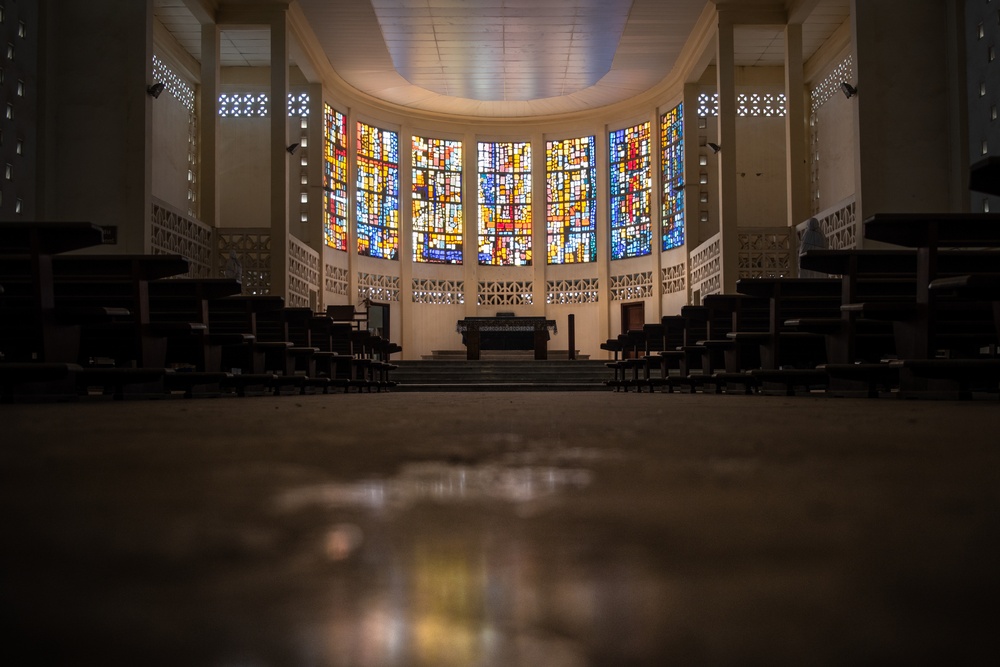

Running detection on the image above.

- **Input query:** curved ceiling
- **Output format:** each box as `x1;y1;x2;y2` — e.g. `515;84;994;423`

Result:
153;0;851;118
297;0;708;117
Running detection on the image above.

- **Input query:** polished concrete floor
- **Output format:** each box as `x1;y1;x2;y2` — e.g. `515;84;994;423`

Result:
2;391;999;666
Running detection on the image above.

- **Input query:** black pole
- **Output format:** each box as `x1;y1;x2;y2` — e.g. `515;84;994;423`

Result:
568;313;576;360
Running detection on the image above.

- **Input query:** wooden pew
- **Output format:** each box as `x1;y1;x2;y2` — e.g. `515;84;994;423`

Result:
796;248;1000;396
600;336;627;390
206;295;305;395
0;221;105;365
148;278;244;396
308;316;368;392
696;294;770;393
733;278;841;368
726;278;846;394
862;213;1000;360
49;254;192;370
650;316;687;393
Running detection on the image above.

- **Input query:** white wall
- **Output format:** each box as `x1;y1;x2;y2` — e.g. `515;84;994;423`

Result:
151;85;193;213
218;114;270;229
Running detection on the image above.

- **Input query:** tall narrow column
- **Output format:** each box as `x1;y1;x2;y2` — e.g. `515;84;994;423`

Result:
648;109;663;322
785;22;810;232
850;0;956;224
682;84;702;251
199;23;220;230
595;123;611;351
716;15;740;293
306;82;324;250
269;9;290;300
531;131;546;314
43;0;153;252
463;133;479;316
398;124;414;356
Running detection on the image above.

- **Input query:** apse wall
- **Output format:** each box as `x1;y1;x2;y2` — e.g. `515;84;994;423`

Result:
148;28;854;361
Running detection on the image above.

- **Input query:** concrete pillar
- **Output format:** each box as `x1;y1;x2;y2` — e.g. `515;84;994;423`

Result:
346;108;358;306
647;109;663;322
850;0;959;226
199;23;220;230
531;131;546;313
595;122;611;354
785;22;810;231
463;132;479;316
41;0;153;253
304;82;324;251
682;83;703;252
398;123;414;355
716;14;740;293
269;9;290;300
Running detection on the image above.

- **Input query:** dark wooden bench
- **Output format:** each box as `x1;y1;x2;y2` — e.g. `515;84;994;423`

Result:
206;295;306;395
309;316;370;392
861;213;1000;360
733;278;842;369
0;221;105;365
47;254;192;370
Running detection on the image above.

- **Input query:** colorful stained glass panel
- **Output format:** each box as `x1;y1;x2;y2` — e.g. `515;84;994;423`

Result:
478;142;532;266
323;104;349;251
413;136;463;263
356;122;399;260
661;103;686;251
609;122;651;260
546;136;597;264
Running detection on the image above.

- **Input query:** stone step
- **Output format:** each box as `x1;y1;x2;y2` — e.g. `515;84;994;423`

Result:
391;359;611;391
423;349;591;361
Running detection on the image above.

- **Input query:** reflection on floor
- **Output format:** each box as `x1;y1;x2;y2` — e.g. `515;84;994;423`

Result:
2;392;999;666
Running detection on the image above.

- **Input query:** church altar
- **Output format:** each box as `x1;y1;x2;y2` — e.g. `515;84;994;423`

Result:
456;316;557;360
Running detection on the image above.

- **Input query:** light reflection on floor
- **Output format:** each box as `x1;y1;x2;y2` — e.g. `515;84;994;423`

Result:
269;448;667;667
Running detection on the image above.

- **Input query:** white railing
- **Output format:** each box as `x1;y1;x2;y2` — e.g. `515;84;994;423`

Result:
217;228;271;296
287;235;320;308
150;197;214;277
799;195;857;250
689;232;722;299
737;226;794;279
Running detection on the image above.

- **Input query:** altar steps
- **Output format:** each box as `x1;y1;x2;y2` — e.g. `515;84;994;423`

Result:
390;359;610;392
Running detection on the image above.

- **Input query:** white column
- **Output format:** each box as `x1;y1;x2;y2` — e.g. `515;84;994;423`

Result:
595;123;611;353
531;132;547;313
785;22;810;231
463;132;479;316
269;8;290;300
648;109;663;322
43;0;153;253
716;14;740;294
199;22;220;232
398;124;414;356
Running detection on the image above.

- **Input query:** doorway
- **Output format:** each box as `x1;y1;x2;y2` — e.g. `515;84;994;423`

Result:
621;301;645;334
621;302;645;358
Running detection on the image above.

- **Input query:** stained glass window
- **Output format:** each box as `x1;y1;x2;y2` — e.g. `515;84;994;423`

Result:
609;122;652;260
412;136;463;263
356;121;399;260
661;103;685;251
323;104;348;251
546;136;597;264
478;141;531;266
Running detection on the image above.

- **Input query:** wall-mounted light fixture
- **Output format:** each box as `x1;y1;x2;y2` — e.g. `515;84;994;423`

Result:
841;82;857;98
707;142;721;154
147;82;166;98
286;143;300;155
